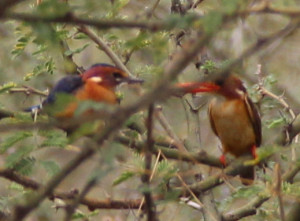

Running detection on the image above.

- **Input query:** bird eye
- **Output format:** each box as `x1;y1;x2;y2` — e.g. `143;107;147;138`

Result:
113;72;123;79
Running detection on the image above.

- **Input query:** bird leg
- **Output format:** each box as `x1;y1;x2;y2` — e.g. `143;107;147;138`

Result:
251;145;258;159
219;154;227;167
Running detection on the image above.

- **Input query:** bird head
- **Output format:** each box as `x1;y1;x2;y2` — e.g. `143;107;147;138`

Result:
177;75;246;99
82;63;143;89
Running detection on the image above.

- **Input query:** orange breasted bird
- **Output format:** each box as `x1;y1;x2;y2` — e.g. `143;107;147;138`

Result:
25;63;143;119
177;75;261;184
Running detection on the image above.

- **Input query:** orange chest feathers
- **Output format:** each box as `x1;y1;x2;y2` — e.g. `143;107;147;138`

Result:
209;98;256;157
55;82;118;118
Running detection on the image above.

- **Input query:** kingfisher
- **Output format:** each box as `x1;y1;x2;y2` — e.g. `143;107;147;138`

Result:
25;63;143;127
177;75;261;184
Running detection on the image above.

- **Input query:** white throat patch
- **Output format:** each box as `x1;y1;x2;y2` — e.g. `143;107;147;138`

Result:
89;76;102;83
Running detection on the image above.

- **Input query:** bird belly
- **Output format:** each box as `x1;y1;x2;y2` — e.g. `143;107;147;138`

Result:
210;99;256;157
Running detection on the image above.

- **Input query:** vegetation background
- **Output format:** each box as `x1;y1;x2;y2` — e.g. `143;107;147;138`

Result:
0;0;300;220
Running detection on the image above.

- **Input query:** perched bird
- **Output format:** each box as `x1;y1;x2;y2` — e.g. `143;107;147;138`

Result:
177;75;261;184
25;63;143;123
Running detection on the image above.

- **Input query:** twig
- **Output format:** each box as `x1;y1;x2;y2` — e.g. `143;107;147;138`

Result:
0;168;144;210
116;134;222;167
256;64;298;160
274;163;285;221
141;104;157;221
9;86;48;97
222;192;270;221
154;106;188;152
147;0;161;18
78;25;135;78
0;108;14;119
241;1;300;17
0;0;25;17
137;150;162;217
64;176;100;221
4;13;167;31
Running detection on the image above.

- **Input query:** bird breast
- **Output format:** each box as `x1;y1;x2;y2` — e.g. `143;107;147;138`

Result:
209;98;256;157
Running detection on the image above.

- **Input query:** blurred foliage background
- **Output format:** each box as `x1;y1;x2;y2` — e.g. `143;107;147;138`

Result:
0;0;300;220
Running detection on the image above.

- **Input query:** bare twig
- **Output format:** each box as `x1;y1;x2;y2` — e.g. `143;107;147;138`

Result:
137;150;162;217
78;25;135;78
154;106;188;152
4;13;167;31
9;86;48;97
141;104;157;221
274;163;285;221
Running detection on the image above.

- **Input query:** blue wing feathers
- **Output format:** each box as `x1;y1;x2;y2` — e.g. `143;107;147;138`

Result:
43;75;83;105
24;75;83;112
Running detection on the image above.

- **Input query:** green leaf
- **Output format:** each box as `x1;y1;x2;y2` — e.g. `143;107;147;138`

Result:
165;14;197;29
0;132;33;154
40;160;61;177
11;35;31;58
36;0;70;17
113;171;135;186
124;32;150;50
266;117;286;129
24;58;56;81
71;210;99;220
64;43;89;57
257;145;280;160
232;185;264;199
71;211;86;219
39;130;68;148
221;0;240;14
0;82;17;94
5;145;35;169
9;182;25;191
13;157;36;175
200;60;217;73
73;33;88;40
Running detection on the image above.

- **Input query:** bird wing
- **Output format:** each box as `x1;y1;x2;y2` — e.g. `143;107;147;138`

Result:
243;94;262;146
208;101;219;137
43;75;83;105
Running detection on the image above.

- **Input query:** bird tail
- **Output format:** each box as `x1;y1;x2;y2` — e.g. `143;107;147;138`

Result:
240;166;254;185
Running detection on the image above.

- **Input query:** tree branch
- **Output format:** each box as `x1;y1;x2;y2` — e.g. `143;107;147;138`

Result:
0;168;145;210
78;25;135;78
142;104;157;221
4;13;167;31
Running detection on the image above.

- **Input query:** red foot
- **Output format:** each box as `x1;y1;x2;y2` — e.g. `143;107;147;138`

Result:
251;145;258;159
219;154;226;167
